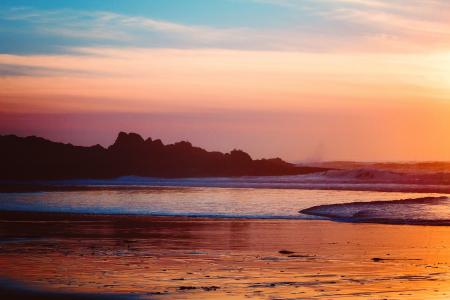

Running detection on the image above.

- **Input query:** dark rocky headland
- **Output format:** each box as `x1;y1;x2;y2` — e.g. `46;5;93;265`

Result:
0;132;327;180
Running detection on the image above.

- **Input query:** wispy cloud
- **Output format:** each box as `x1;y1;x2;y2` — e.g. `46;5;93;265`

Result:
0;7;331;52
1;7;249;47
1;3;450;53
0;63;105;77
249;0;450;51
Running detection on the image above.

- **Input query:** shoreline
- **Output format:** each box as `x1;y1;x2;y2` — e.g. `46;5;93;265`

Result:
1;206;450;227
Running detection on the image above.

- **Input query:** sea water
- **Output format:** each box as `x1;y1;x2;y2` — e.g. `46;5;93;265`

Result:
0;185;448;223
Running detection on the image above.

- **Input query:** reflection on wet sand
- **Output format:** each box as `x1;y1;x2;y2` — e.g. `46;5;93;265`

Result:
0;212;450;299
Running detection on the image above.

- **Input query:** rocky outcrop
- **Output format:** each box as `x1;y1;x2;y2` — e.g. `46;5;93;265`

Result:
0;132;327;180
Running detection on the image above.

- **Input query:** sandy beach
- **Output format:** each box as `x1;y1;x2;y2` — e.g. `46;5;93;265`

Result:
0;211;449;299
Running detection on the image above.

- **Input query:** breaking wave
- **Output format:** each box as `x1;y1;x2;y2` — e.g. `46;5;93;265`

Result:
20;168;449;193
300;196;450;226
313;168;450;184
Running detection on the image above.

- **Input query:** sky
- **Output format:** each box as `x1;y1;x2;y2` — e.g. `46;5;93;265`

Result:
0;0;449;162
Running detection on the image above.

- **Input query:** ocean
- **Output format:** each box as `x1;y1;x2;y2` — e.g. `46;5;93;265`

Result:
1;168;449;225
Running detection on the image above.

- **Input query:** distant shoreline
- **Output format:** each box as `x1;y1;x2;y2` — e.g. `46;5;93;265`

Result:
1;181;449;193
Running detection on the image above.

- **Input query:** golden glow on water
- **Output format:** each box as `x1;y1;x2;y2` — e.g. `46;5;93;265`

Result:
1;188;448;219
1;217;450;299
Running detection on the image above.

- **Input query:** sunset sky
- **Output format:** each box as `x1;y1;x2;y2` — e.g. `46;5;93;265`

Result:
1;0;449;161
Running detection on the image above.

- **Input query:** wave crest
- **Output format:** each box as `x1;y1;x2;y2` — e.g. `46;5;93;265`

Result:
300;196;450;226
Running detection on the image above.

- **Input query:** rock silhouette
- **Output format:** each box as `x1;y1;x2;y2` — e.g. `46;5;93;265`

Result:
0;132;327;180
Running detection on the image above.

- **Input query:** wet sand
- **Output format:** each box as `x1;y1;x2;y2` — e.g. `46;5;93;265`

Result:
0;211;450;299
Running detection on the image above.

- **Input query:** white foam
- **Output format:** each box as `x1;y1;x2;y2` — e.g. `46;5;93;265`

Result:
45;169;450;193
300;196;450;225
